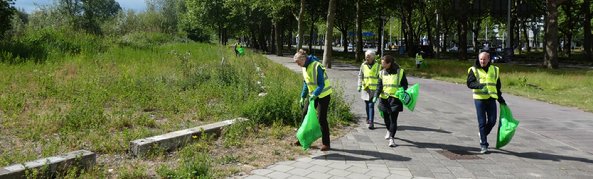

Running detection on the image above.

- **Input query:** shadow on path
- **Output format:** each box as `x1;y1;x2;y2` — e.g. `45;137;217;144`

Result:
398;138;593;164
398;125;452;134
312;148;411;162
494;149;593;164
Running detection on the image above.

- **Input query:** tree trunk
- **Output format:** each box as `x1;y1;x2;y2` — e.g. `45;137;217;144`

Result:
275;24;282;56
342;29;348;52
544;0;560;69
584;0;592;61
297;0;305;51
426;14;433;56
458;17;468;60
309;19;315;53
377;15;383;55
355;0;363;62
323;0;336;68
565;34;572;57
472;20;481;53
271;25;276;54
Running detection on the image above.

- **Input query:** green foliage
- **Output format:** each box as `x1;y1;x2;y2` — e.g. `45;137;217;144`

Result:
1;27;104;64
157;142;212;179
116;31;189;48
0;0;16;39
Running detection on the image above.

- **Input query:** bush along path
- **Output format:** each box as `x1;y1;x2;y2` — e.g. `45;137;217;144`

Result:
242;54;593;178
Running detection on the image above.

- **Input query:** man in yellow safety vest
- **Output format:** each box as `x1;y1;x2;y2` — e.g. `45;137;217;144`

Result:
467;52;506;154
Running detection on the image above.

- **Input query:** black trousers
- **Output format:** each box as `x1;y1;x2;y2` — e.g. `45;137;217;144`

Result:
302;95;331;146
384;110;400;139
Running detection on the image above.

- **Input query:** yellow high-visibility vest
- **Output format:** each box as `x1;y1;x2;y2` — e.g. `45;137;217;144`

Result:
468;66;499;99
361;62;380;91
303;61;333;98
415;53;424;63
379;69;404;99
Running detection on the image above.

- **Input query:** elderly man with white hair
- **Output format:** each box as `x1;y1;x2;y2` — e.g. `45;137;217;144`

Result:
357;50;381;129
467;51;507;154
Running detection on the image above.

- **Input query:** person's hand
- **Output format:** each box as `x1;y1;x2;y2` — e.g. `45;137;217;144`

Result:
357;86;362;92
299;97;305;108
309;95;318;101
498;98;506;105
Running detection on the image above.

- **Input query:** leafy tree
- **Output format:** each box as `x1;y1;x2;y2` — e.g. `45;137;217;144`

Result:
334;0;355;52
0;0;16;39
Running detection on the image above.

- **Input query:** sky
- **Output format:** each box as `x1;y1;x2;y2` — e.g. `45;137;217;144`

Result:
13;0;147;13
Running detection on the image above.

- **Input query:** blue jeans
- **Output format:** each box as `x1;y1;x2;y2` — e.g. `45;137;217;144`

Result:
474;99;497;148
365;100;375;124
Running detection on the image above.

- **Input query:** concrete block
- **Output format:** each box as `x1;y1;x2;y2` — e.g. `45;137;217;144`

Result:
0;150;96;179
129;118;248;157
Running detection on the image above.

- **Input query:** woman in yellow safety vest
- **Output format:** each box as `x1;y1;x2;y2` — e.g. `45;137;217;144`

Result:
373;55;408;147
358;50;381;129
293;49;333;151
466;52;506;154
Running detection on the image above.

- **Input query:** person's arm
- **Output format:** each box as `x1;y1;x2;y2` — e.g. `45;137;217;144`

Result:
374;73;383;100
357;65;363;91
301;81;308;98
401;72;408;90
466;69;484;89
496;78;506;104
312;66;324;96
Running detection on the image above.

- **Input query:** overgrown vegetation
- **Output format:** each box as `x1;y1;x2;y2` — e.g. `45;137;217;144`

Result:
0;37;354;178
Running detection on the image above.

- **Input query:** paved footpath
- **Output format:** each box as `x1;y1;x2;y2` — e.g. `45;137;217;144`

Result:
240;55;593;179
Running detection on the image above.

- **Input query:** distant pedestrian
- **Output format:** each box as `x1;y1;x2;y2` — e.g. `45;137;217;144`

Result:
373;55;408;147
467;52;506;154
358;50;380;129
415;51;424;68
293;49;333;151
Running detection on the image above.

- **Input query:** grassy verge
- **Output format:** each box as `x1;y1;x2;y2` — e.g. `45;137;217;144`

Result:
0;42;354;177
337;54;593;112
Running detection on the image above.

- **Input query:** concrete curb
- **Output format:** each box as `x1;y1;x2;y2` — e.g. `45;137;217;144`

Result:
129;118;249;157
0;150;96;179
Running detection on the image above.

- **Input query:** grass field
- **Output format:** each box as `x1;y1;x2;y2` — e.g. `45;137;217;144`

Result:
0;43;354;178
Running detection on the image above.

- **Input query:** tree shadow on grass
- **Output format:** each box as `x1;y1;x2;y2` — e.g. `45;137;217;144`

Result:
312;148;411;162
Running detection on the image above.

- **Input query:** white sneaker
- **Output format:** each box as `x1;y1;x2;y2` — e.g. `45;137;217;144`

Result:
388;138;396;147
385;131;390;140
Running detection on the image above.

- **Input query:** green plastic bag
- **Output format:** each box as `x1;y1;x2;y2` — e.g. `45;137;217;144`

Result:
396;83;420;111
237;47;245;55
296;99;322;150
496;104;520;149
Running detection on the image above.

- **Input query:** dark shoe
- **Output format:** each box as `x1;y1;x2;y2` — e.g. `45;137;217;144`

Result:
293;140;301;146
320;145;330;151
368;123;375;130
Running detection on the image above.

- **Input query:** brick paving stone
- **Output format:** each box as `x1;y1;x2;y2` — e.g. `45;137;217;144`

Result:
305;171;332;179
345;173;371;179
326;169;350;177
269;165;294;172
243;175;270;179
251;169;274;176
267;171;291;179
286;168;312;177
364;169;391;178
